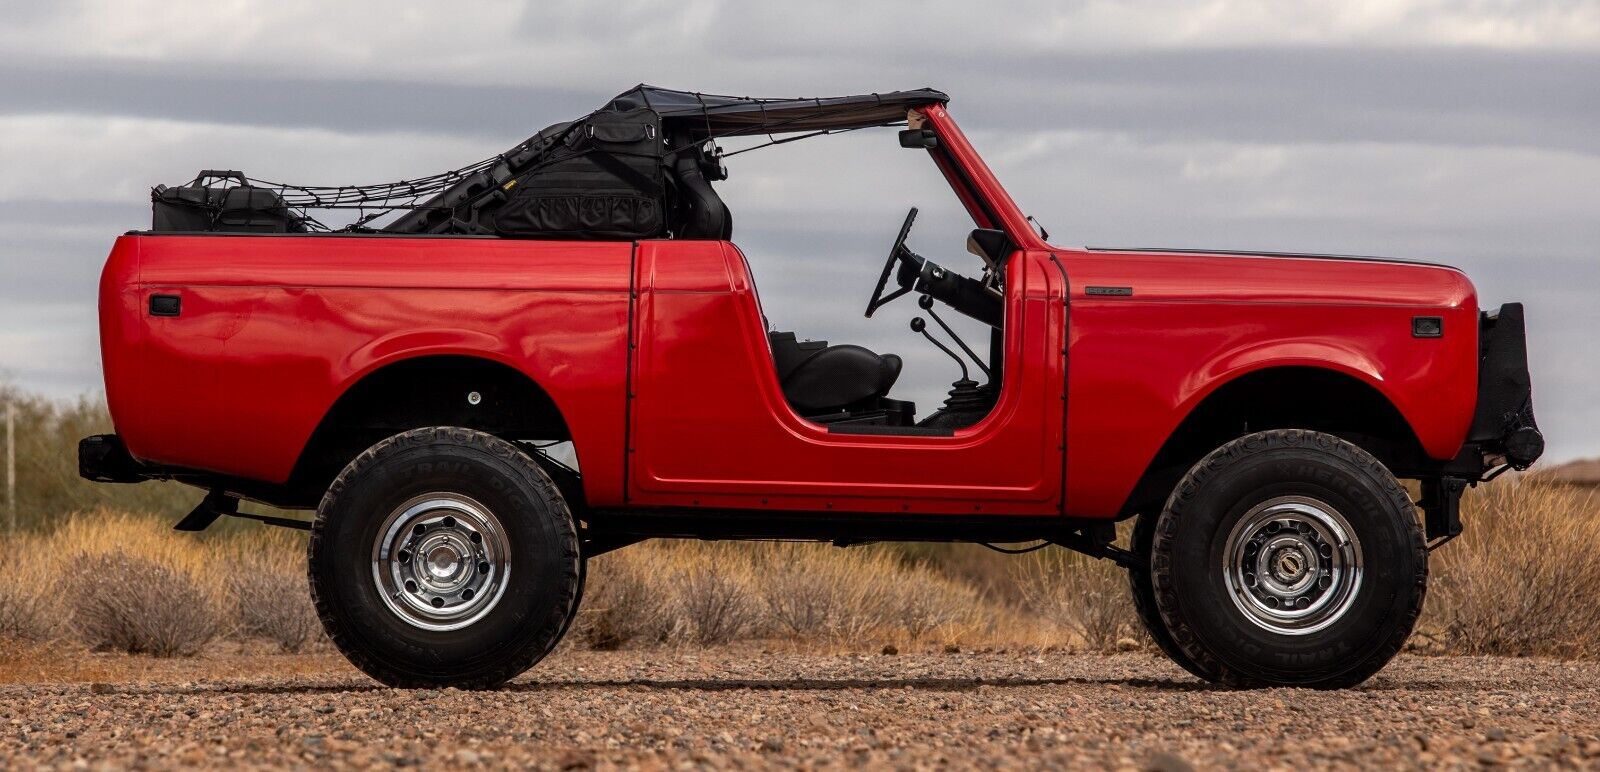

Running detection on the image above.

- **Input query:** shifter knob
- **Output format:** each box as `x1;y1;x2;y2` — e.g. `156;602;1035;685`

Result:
910;317;927;333
918;294;935;310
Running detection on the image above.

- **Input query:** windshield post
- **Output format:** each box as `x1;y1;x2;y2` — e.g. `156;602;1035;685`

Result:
919;105;1045;250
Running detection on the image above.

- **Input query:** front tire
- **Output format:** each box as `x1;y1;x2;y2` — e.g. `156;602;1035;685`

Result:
309;427;580;688
1149;430;1426;688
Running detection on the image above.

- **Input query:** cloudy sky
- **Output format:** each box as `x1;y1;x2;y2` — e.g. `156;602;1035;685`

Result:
1;0;1596;462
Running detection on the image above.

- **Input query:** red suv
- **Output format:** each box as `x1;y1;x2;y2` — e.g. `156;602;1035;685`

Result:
80;85;1541;689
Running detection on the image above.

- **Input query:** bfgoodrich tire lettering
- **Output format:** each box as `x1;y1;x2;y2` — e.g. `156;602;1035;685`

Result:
308;427;580;688
1149;429;1426;688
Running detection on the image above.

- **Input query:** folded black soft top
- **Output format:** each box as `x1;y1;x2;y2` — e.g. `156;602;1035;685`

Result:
149;85;949;238
607;84;950;138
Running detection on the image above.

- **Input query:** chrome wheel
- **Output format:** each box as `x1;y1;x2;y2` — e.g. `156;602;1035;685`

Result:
371;492;510;631
1223;495;1363;635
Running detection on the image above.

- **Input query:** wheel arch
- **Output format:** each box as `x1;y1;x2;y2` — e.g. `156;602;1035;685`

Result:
1117;363;1430;519
287;353;575;501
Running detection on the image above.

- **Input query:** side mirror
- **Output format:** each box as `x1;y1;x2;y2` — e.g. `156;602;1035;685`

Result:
965;228;1014;267
898;129;938;149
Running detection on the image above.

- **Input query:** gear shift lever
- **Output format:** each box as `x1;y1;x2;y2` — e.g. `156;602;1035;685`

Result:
909;307;993;428
910;317;970;382
917;294;991;379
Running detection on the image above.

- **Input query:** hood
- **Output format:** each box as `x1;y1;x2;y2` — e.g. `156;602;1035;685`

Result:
1073;246;1476;309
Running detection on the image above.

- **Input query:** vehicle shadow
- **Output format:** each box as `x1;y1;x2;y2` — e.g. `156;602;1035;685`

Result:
94;674;1211;698
503;674;1213;694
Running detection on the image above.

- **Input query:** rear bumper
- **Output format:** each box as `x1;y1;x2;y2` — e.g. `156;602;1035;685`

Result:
78;434;152;483
1467;302;1543;471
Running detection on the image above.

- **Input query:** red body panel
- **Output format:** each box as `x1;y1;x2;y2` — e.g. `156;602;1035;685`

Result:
97;107;1484;520
627;242;1065;514
1056;248;1478;516
101;235;635;504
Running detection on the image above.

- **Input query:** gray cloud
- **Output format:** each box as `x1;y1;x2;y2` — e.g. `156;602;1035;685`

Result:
4;46;1596;153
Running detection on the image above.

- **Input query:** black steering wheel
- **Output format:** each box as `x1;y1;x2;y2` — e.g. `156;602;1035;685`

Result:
865;207;919;318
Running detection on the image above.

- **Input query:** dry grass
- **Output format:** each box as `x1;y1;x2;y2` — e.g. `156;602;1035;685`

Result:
1422;479;1600;657
10;481;1594;664
578;540;1010;649
0;511;325;657
0;540;63;642
1014;549;1139;652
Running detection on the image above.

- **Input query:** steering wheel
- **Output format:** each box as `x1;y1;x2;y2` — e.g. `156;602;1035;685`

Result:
865;207;919;318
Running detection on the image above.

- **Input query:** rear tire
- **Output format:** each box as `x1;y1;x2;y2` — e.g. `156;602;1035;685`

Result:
1150;429;1426;688
309;427;580;688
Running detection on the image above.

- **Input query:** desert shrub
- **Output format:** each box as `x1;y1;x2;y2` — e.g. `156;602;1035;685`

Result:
218;530;324;653
676;547;761;644
759;543;897;641
1014;549;1136;652
42;511;325;657
577;544;678;649
1425;481;1600;657
67;550;219;656
0;535;61;641
880;563;983;640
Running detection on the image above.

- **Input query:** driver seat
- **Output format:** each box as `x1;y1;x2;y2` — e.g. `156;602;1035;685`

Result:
768;331;902;415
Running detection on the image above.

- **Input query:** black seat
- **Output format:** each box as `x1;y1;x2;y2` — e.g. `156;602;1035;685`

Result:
768;331;902;414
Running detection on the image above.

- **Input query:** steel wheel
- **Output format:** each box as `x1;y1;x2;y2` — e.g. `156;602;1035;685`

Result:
1222;495;1363;636
371;491;511;631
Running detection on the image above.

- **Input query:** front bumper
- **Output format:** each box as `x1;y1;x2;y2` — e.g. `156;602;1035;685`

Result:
1467;302;1544;471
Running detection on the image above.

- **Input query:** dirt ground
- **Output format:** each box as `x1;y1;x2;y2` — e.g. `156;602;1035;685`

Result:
2;645;1598;769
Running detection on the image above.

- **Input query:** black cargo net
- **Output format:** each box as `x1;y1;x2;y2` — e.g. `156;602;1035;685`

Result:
237;157;503;232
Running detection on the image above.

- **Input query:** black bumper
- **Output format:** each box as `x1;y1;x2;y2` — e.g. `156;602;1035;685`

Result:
78;434;152;483
1467;302;1544;471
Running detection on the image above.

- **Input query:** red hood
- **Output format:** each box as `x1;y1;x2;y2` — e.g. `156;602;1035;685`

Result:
1070;246;1476;309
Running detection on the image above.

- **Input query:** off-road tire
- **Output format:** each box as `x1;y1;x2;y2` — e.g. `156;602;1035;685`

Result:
308;427;580;688
1128;511;1211;681
1150;429;1426;688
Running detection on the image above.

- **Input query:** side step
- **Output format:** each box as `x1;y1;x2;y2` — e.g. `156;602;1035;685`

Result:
174;489;312;532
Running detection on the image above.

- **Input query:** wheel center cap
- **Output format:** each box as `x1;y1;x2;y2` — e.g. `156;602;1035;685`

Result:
426;545;462;580
1273;548;1307;581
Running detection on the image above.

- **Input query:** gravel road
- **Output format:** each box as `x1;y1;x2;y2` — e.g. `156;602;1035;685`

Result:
3;646;1598;769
